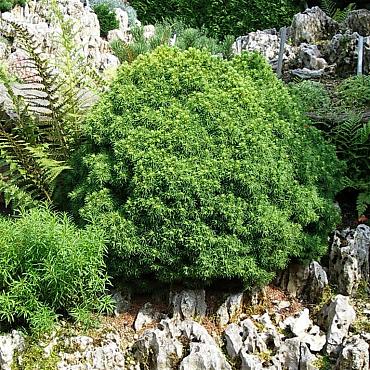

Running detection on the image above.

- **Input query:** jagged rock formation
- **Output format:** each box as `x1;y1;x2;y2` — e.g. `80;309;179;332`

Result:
234;7;370;77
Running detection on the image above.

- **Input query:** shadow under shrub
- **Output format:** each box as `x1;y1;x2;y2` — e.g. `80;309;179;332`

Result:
70;47;344;288
0;207;112;334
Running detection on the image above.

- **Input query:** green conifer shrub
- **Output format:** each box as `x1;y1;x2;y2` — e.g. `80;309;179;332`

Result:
93;3;119;38
0;0;26;12
71;47;343;287
0;207;113;334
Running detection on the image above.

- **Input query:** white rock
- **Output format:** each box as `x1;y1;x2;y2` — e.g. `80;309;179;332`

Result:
240;350;263;370
0;331;25;370
224;323;243;359
134;302;159;332
216;292;244;326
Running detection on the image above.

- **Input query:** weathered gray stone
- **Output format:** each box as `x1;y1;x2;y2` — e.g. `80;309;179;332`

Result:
320;295;356;356
291;7;339;44
216;292;244;326
170;290;207;320
134;302;161;332
299;43;328;70
240;350;263;370
344;9;370;37
291;68;326;79
278;338;318;370
224;323;243;359
330;225;370;296
336;335;369;370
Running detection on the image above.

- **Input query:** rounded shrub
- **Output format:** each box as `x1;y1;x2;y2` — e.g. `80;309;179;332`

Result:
0;208;112;333
71;46;343;287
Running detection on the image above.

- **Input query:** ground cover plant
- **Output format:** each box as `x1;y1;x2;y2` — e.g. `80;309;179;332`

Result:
0;207;112;334
70;46;343;287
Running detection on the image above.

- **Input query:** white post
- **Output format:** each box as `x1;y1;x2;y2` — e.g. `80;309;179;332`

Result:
357;35;364;76
277;27;287;78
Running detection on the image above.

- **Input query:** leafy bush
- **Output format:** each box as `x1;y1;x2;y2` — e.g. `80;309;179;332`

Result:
0;207;112;334
70;47;343;287
93;3;119;38
0;0;26;12
130;0;298;38
290;76;370;215
111;20;234;64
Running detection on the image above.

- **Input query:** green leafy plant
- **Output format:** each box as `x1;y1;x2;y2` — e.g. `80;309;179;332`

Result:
0;0;26;12
0;0;107;211
130;0;298;38
0;207;113;334
90;0;138;25
111;20;234;64
93;3;119;38
70;47;343;287
320;0;356;22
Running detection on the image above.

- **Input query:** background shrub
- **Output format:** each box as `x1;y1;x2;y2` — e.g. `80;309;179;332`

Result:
129;0;298;38
0;0;26;12
0;208;112;334
111;20;235;63
70;47;343;288
90;0;138;26
93;3;119;38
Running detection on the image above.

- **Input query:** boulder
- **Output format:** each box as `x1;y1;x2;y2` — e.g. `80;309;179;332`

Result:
278;261;328;302
224;323;243;359
278;338;318;370
299;43;328;70
291;7;339;44
134;302;161;332
170;290;207;320
240;351;263;370
336;335;369;370
330;225;370;296
344;9;370;37
216;292;244;326
319;295;356;356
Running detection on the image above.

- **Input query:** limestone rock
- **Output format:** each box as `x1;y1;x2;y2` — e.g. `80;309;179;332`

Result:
330;225;370;296
180;342;232;370
291;68;325;79
233;29;296;70
240;350;263;370
112;290;131;316
299;43;328;70
336;335;369;370
278;338;317;370
0;331;25;370
170;290;207;320
216;292;244;326
278;261;328;302
134;302;161;332
344;9;370;37
224;323;243;359
291;7;339;44
240;319;268;354
320;295;356;356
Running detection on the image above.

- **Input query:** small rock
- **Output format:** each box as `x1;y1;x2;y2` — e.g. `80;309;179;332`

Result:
320;295;356;356
216;292;244;326
240;350;263;370
170;290;207;320
0;331;25;370
134;302;160;332
224;323;243;359
336;335;369;370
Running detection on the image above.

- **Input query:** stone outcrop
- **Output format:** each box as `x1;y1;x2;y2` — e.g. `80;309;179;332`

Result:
330;225;370;296
233;7;370;78
216;292;244;326
336;335;370;370
0;331;24;370
170;289;207;320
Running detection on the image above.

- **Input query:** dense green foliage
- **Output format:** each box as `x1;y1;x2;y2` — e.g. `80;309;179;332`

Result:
111;21;234;63
130;0;298;38
0;207;112;334
70;47;343;287
290;76;370;215
0;0;26;12
90;0;138;25
93;3;119;38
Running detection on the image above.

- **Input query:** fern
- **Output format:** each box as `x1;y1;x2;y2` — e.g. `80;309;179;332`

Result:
320;0;355;22
0;2;106;211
